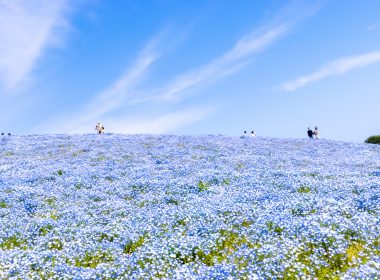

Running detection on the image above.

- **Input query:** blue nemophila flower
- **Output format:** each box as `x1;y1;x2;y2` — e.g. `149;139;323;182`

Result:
0;134;379;278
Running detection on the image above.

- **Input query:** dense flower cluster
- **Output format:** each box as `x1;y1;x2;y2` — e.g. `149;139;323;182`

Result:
0;134;379;279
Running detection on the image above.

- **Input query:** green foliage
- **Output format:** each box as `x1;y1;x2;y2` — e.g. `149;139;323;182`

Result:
123;235;146;254
365;135;380;144
48;238;63;250
283;238;369;279
98;233;118;243
291;206;317;217
166;198;179;205
171;226;254;267
266;221;284;235
50;210;59;220
197;180;209;192
297;185;312;194
73;251;114;268
0;200;7;208
222;178;231;185
173;218;187;228
0;235;28;250
305;173;318;178
45;197;56;207
57;170;63;176
39;224;53;236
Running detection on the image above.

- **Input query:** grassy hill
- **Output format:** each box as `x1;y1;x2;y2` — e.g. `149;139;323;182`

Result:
0;134;380;279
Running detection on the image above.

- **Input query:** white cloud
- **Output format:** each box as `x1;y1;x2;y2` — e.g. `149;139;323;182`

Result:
281;50;380;91
80;25;289;134
71;36;162;128
37;1;321;134
0;0;69;91
35;35;162;133
137;24;289;103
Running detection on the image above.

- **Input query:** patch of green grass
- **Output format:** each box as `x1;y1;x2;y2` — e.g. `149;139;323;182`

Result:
266;221;284;236
342;228;361;241
97;155;107;161
171;227;254;267
305;173;318;178
138;201;148;208
0;235;28;250
75;183;84;190
240;219;254;228
291;206;316;217
130;184;146;193
173;218;187;228
57;170;63;176
48;238;63;250
283;238;369;279
72;251;114;268
166;198;179;205
50;210;59;220
235;163;245;170
0;200;7;208
45;197;56;207
222;178;231;185
39;224;53;236
123;195;135;201
98;233;119;243
123;234;147;254
92;196;102;202
297;185;312;194
197;180;209;192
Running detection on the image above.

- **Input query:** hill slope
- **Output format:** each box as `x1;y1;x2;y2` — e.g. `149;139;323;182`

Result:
1;134;380;279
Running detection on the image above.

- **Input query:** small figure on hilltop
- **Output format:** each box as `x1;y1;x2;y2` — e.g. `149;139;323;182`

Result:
307;127;313;139
313;126;319;139
95;122;105;134
251;130;256;137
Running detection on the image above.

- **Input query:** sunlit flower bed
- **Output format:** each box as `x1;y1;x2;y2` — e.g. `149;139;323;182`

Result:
0;134;379;279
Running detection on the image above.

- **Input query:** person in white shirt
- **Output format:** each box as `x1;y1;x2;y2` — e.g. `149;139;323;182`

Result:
95;122;105;134
313;126;319;139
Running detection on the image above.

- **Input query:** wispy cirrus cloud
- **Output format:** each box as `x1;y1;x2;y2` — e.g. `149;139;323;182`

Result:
134;24;290;103
63;24;289;133
0;0;69;92
39;1;322;134
37;35;163;134
281;50;380;91
132;1;324;103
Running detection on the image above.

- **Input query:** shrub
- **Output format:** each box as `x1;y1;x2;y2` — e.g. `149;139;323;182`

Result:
365;135;380;145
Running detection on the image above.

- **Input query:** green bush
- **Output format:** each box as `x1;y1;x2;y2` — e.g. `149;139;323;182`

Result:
365;135;380;144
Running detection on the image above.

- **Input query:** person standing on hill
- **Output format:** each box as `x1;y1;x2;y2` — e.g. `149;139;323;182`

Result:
307;127;313;139
95;122;105;134
313;126;319;139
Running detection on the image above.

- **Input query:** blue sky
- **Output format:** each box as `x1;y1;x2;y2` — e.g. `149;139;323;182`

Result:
1;0;380;142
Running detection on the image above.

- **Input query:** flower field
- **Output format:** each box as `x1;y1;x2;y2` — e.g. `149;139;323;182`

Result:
0;134;379;279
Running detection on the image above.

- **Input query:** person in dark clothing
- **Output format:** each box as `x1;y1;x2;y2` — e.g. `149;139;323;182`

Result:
307;127;313;139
